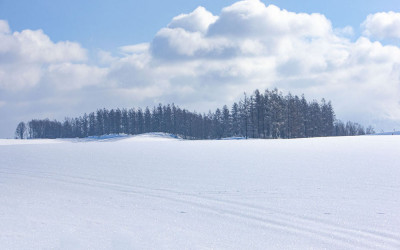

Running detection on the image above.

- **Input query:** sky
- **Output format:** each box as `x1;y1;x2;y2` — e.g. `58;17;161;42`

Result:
1;0;400;137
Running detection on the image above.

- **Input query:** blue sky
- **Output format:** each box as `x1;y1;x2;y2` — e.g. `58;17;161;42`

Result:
1;0;400;138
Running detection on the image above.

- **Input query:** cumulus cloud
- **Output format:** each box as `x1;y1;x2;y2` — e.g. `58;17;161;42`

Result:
208;1;332;39
0;20;88;90
168;6;217;33
151;1;335;61
0;24;86;64
362;11;400;39
2;0;400;137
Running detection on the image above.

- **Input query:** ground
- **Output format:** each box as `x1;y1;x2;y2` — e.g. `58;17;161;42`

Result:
0;134;399;249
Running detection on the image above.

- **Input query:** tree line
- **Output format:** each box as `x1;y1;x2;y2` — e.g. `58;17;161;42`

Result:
15;88;374;139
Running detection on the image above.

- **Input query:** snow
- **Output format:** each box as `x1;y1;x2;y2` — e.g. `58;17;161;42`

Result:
0;134;399;249
0;138;64;146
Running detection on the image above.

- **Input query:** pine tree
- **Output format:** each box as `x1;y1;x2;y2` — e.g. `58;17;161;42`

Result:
88;112;96;136
115;108;122;134
222;105;231;138
128;108;136;134
231;102;240;136
144;107;151;133
136;108;144;134
82;114;89;137
121;108;129;134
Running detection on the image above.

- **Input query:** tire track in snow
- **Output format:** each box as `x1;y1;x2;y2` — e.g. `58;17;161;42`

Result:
193;193;400;248
2;170;399;250
24;171;400;247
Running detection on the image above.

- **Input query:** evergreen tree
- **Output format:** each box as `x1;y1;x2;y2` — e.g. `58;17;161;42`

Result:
121;108;129;134
128;108;136;134
222;105;231;138
115;108;122;134
137;108;144;134
231;102;240;136
88;112;96;136
82;114;89;137
144;107;151;133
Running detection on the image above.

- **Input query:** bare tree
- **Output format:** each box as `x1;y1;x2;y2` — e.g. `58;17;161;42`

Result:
15;122;26;139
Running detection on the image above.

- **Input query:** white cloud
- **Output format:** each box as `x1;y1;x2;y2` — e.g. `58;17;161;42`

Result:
208;1;332;39
0;27;86;64
334;26;354;37
97;50;118;65
151;27;230;59
362;11;400;39
0;20;87;90
44;63;108;90
168;6;217;33
0;20;10;34
151;1;335;60
119;43;150;54
0;63;42;90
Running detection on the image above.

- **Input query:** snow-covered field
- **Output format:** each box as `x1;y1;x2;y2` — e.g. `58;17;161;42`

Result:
0;134;399;249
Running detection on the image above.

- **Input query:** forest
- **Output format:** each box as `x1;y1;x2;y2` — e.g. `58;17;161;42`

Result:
15;89;374;139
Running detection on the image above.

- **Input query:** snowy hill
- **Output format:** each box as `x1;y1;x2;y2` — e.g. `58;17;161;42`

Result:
0;135;399;249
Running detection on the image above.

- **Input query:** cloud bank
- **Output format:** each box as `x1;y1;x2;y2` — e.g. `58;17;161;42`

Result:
1;0;400;137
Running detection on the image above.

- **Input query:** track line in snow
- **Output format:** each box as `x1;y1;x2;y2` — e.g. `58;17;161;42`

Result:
1;170;399;250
